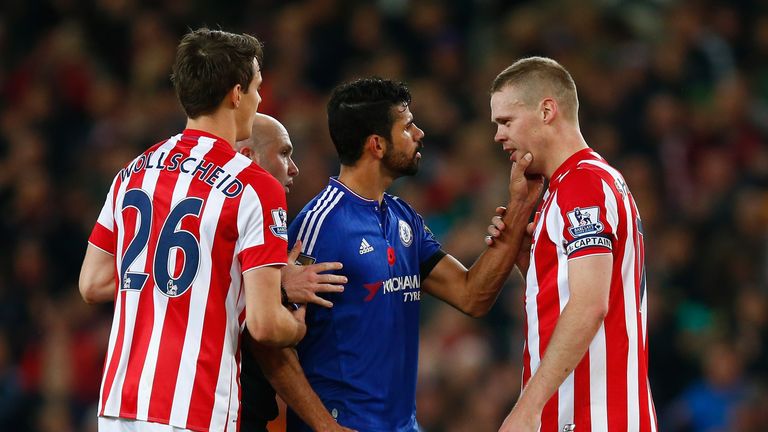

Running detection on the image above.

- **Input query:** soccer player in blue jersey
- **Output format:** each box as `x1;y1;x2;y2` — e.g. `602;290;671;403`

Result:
261;77;543;432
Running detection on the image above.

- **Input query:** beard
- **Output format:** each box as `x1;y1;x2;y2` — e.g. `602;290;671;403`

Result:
383;142;422;177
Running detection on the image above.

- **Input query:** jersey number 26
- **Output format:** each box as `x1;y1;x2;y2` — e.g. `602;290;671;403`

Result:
120;188;203;297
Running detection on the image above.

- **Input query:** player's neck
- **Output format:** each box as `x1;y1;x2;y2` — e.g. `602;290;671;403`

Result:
338;164;392;203
543;126;589;179
185;114;237;149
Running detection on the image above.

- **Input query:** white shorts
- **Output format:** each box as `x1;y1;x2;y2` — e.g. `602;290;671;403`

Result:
98;417;195;432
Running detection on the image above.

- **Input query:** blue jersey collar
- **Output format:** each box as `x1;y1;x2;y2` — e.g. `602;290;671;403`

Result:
329;177;380;207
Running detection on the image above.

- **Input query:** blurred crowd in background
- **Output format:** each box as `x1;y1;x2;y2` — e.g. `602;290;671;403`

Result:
1;0;767;431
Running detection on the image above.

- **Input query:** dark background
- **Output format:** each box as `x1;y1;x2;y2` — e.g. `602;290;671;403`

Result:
1;0;767;430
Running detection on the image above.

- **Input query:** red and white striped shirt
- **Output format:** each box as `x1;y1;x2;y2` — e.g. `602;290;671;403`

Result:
523;149;657;431
88;129;288;432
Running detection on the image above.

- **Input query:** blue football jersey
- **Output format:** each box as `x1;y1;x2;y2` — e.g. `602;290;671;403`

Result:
286;178;444;432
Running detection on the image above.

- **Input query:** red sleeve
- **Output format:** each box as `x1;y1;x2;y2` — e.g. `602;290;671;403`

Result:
237;175;289;273
88;222;116;254
88;176;119;254
555;168;617;259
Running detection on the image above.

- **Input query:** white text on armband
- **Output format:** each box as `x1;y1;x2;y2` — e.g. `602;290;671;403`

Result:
120;151;244;198
566;235;612;255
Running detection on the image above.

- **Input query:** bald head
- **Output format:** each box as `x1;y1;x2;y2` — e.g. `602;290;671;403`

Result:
236;113;299;192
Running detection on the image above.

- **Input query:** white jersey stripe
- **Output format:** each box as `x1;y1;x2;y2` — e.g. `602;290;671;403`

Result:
647;377;657;432
523;257;541;377
549;197;575;426
306;191;345;255
590;324;609;432
300;187;339;254
135;137;181;420
296;186;333;253
209;314;235;432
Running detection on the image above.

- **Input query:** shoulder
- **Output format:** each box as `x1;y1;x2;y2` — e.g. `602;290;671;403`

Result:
291;186;348;232
241;161;284;195
557;161;619;197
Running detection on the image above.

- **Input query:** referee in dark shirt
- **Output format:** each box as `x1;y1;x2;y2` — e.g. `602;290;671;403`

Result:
236;114;347;430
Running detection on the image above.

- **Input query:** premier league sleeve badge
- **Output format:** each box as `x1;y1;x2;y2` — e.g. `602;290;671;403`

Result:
269;208;288;240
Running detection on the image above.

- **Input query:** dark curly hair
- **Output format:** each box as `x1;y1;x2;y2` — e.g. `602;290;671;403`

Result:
327;77;411;166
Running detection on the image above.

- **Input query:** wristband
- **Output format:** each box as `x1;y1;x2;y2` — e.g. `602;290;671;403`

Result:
280;286;290;305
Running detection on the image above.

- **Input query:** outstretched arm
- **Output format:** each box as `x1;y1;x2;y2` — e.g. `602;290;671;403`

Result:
249;343;356;432
422;153;543;317
485;207;539;278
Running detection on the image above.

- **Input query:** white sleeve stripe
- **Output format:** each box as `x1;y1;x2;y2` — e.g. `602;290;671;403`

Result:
602;180;620;234
87;241;116;256
300;187;338;253
579;159;625;184
299;187;340;254
236;185;265;252
241;262;288;274
296;186;333;251
306;190;345;255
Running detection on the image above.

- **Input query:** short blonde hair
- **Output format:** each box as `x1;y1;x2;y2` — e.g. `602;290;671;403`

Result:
491;57;579;122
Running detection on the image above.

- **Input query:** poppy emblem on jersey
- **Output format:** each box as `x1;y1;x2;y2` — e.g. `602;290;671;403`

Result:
566;206;603;237
269;208;288;240
398;219;413;247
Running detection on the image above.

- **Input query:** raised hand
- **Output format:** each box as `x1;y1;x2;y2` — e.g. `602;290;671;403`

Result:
508;152;544;211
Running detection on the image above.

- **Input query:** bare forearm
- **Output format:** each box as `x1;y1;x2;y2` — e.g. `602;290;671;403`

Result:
516;302;605;414
248;310;305;347
79;244;116;304
462;202;533;314
79;280;115;304
251;345;337;431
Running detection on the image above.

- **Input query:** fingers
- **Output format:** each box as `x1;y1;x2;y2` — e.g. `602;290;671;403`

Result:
495;206;507;216
491;214;505;231
308;261;344;272
487;223;502;238
484;235;493;246
288;240;302;263
308;270;347;286
309;295;334;308
526;221;536;236
510;152;533;181
314;283;345;294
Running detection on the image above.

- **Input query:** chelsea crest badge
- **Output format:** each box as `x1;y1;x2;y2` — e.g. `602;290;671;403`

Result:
398;219;413;247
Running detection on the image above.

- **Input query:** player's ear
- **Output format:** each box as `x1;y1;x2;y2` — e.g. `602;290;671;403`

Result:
541;98;557;124
228;84;242;108
239;146;252;159
366;134;386;160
